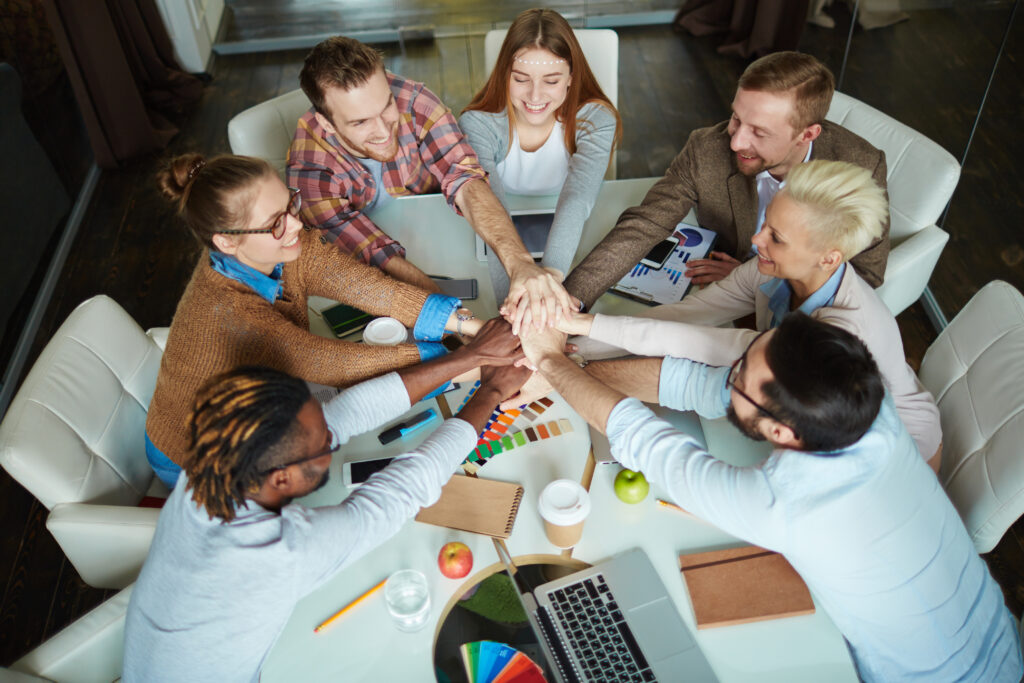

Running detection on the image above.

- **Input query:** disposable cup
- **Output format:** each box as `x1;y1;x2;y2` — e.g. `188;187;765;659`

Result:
538;479;591;549
363;317;408;345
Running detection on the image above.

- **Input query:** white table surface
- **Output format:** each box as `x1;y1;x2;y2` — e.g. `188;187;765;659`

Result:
269;180;857;682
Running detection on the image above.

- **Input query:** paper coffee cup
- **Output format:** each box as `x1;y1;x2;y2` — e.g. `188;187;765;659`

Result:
363;317;408;345
538;479;591;549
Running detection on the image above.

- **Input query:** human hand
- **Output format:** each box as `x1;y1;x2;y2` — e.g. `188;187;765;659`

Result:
684;251;740;285
501;263;574;335
554;312;595;337
518;324;568;368
480;363;534;404
498;371;554;412
462;317;522;366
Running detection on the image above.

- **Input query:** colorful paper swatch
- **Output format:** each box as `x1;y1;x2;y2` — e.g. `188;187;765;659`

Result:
464;419;573;465
459;641;547;683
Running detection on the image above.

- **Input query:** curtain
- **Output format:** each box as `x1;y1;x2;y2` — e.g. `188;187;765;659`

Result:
674;0;811;59
40;0;202;168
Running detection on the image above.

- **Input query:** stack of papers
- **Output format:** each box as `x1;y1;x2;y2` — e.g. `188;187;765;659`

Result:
459;641;546;682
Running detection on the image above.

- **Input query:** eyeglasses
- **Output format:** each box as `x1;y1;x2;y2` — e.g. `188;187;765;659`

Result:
258;427;340;476
216;187;301;240
726;333;798;438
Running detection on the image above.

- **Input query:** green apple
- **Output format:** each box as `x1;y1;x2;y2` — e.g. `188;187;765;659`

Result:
614;468;650;504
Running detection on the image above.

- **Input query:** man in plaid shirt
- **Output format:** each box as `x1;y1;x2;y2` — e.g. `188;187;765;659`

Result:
288;36;572;333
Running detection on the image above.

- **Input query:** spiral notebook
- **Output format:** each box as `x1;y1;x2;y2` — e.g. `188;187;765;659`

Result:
415;474;524;539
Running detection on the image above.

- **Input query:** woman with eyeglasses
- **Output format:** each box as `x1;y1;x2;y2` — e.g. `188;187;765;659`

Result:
558;160;942;472
145;153;486;488
459;8;621;303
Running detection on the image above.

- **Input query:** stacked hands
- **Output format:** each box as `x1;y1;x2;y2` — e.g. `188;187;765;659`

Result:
456;274;602;409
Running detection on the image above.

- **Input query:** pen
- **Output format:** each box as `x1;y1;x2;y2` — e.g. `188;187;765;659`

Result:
378;408;437;444
313;578;386;633
656;498;687;513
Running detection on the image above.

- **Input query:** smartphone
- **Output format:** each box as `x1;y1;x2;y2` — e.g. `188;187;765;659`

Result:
430;277;478;300
640;236;680;270
342;455;396;488
320;303;372;338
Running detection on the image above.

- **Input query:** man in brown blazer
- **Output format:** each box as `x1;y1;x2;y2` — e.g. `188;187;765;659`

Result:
564;52;890;310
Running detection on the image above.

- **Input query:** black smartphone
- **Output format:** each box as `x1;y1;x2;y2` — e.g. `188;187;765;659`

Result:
430;277;478;300
640;236;680;270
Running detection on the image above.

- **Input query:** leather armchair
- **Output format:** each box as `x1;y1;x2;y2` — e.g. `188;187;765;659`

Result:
825;92;960;316
0;296;167;589
227;88;311;179
919;280;1024;553
0;585;132;683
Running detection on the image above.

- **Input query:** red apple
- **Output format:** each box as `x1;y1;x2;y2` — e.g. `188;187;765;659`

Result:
437;541;473;579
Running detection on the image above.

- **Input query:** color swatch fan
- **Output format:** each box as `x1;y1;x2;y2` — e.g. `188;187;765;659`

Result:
459;641;547;682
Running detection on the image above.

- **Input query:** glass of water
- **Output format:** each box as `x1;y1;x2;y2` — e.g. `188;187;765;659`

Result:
384;569;431;632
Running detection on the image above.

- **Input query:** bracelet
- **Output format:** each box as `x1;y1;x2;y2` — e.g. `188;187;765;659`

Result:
456;307;475;338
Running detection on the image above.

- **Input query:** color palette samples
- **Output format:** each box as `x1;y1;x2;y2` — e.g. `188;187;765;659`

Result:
459;641;546;683
462;395;569;467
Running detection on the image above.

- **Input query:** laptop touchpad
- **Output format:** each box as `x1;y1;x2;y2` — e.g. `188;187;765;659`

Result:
627;599;695;659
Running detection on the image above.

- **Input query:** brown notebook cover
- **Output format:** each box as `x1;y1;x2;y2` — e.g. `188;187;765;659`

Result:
415;474;524;539
679;545;815;629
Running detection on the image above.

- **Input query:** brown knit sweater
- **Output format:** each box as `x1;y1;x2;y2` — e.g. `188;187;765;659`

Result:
146;229;429;464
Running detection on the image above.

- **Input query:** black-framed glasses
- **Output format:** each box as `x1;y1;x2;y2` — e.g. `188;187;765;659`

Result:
258;427;340;476
726;333;798;438
216;187;301;240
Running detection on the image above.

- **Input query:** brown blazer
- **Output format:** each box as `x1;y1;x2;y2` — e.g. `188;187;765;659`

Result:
564;120;891;308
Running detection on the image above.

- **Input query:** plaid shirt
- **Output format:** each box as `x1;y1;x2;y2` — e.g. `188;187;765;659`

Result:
287;72;487;268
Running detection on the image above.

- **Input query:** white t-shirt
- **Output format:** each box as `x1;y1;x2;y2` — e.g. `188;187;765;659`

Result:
496;121;570;196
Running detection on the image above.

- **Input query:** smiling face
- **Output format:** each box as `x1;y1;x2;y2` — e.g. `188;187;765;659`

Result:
751;191;839;286
727;88;817;179
212;175;303;274
316;68;400;162
508;47;571;129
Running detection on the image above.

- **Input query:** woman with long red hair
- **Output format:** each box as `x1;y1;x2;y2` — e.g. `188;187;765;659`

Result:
461;9;622;302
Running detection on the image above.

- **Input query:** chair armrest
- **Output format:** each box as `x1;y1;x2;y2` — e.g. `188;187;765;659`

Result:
875;224;950;316
145;326;169;351
10;585;132;683
46;503;160;589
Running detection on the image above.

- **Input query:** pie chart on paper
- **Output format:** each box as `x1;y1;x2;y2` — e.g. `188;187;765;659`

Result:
677;228;703;247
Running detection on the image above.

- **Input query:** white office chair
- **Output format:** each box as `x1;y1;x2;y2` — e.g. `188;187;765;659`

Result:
484;28;619;180
0;296;167;589
0;584;132;683
228;89;312;179
918;280;1024;554
825;92;960;316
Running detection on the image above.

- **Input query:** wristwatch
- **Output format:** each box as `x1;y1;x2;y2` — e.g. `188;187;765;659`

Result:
456;307;476;338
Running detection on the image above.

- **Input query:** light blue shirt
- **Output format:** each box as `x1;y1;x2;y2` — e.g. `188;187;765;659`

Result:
606;357;1022;682
761;263;845;329
360;156;394;212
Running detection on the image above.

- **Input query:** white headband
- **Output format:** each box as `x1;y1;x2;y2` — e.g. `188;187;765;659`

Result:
514;57;566;65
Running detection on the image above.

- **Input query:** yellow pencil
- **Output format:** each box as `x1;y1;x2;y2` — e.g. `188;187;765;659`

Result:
656;498;686;513
313;578;386;633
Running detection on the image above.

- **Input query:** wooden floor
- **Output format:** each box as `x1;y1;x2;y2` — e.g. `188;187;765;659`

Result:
3;0;1024;666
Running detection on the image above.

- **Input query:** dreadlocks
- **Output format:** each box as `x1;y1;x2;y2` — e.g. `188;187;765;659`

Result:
184;366;311;521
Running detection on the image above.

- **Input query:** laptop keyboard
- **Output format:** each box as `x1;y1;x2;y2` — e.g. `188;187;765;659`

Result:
548;574;657;683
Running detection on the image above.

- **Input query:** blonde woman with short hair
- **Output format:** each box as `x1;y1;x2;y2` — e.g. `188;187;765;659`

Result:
561;160;942;471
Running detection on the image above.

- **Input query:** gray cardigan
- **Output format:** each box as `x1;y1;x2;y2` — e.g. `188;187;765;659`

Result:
459;102;617;300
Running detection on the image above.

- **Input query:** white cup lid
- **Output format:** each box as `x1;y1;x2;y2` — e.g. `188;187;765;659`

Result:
363;317;408;345
538;479;591;526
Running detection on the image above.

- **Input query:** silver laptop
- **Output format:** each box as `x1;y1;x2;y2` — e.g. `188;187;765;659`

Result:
475;209;555;261
496;544;718;683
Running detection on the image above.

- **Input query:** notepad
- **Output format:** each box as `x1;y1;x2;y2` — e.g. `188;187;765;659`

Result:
679;545;815;629
415;475;524;538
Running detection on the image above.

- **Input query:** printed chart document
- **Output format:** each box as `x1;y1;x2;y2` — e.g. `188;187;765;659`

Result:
612;222;716;305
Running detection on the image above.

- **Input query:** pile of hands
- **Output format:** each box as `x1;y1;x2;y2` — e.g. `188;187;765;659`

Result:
463;269;597;409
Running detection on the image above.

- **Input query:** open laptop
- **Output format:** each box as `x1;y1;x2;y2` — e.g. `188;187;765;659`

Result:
495;544;718;682
476;209;555;261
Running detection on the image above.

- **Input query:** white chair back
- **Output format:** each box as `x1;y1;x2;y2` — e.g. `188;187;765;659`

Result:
919;280;1024;553
0;295;162;509
826;92;960;315
484;27;619;180
228;89;312;178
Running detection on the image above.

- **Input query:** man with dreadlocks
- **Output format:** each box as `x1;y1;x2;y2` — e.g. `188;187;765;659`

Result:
123;320;530;682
